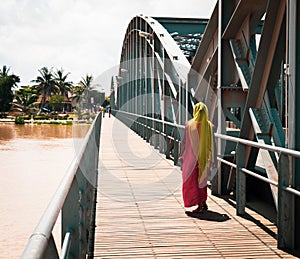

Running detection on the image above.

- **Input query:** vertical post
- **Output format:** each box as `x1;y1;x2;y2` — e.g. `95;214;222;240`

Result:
180;81;187;125
151;36;155;146
143;36;148;141
161;46;165;154
278;153;294;248
135;28;138;115
212;0;234;195
165;123;171;159
236;143;246;215
173;127;179;165
287;0;300;250
62;174;81;257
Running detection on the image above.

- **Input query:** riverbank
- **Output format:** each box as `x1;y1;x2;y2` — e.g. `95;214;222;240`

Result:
0;118;93;125
0;111;98;125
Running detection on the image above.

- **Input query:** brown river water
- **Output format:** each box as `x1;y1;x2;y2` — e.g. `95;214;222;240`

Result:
0;123;90;258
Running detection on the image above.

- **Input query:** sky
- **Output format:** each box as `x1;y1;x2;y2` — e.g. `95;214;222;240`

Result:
0;0;216;95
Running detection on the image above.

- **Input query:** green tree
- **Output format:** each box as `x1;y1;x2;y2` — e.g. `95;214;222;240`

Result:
12;87;38;114
54;68;73;99
79;74;94;109
0;65;20;112
48;95;64;112
54;68;73;112
79;74;93;91
0;65;10;77
31;67;58;109
70;84;85;104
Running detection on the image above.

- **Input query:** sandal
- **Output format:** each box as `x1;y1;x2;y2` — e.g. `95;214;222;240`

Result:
192;202;208;213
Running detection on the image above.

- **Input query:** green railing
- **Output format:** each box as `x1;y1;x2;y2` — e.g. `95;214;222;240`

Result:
115;109;300;251
21;113;102;259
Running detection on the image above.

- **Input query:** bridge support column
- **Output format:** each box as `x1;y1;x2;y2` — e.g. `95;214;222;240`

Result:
236;144;246;215
278;154;294;250
280;0;300;251
212;0;235;196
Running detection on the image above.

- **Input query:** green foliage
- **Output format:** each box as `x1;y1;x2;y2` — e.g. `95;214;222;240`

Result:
79;74;93;90
31;67;58;108
0;65;96;115
48;95;64;111
0;65;20;112
43;120;73;125
74;106;83;119
64;121;73;125
54;68;73;100
79;74;94;110
15;116;25;124
70;84;85;105
12;86;38;114
0;112;7;118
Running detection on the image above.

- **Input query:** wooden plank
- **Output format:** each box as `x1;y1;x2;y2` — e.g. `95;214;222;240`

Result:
93;116;296;258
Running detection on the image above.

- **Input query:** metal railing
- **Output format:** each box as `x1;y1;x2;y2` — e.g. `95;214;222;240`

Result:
214;133;300;197
115;109;300;194
21;113;102;259
114;109;185;165
114;109;300;250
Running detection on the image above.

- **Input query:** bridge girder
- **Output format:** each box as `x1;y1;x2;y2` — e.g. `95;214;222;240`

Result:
112;0;300;252
114;15;209;127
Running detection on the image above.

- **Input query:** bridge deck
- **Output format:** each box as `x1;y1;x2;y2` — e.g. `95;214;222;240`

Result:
94;116;295;258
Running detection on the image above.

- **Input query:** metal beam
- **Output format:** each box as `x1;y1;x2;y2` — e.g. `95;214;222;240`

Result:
284;0;300;250
222;0;267;39
237;0;286;166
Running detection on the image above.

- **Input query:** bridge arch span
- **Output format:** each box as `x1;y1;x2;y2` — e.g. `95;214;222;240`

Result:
114;15;207;125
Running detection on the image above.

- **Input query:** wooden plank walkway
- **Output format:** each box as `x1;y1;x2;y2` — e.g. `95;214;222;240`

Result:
94;116;295;258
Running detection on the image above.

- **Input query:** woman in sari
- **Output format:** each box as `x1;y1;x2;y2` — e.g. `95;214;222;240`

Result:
181;102;215;213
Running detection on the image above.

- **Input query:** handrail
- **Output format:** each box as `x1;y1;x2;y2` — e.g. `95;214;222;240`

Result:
116;109;185;129
214;132;300;158
21;158;81;258
114;109;300;199
21;113;102;259
116;109;300;158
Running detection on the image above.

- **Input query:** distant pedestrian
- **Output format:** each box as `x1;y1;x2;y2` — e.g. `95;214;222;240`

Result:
180;102;215;213
101;106;106;118
107;105;111;118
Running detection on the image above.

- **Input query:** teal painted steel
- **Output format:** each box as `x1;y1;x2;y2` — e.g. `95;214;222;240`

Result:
278;153;294;249
21;114;102;259
153;17;208;34
287;0;300;249
111;0;300;253
154;17;208;61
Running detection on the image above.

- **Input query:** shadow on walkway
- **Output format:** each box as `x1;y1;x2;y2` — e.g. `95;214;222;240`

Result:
185;210;231;222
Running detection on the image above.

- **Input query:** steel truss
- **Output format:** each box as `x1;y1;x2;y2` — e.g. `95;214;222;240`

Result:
112;0;300;252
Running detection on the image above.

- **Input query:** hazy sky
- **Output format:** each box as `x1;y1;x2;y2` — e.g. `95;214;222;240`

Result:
0;0;216;94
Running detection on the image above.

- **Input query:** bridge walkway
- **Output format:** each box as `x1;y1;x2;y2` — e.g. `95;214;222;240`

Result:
93;116;295;258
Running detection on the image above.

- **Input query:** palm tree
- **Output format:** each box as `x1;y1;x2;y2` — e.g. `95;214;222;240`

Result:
0;65;20;112
79;74;94;110
0;65;10;78
31;67;58;109
12;87;38;114
79;74;93;91
54;68;73;112
70;84;86;103
54;68;73;98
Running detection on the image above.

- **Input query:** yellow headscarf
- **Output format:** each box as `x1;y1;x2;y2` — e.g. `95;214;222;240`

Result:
188;102;214;185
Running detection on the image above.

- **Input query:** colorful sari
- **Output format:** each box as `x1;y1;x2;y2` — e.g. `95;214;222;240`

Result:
181;102;214;208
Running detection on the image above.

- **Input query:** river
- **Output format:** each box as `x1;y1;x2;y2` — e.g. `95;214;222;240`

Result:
0;123;90;258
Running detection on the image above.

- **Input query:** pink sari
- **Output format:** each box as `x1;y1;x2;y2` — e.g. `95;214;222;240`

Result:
181;122;208;208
